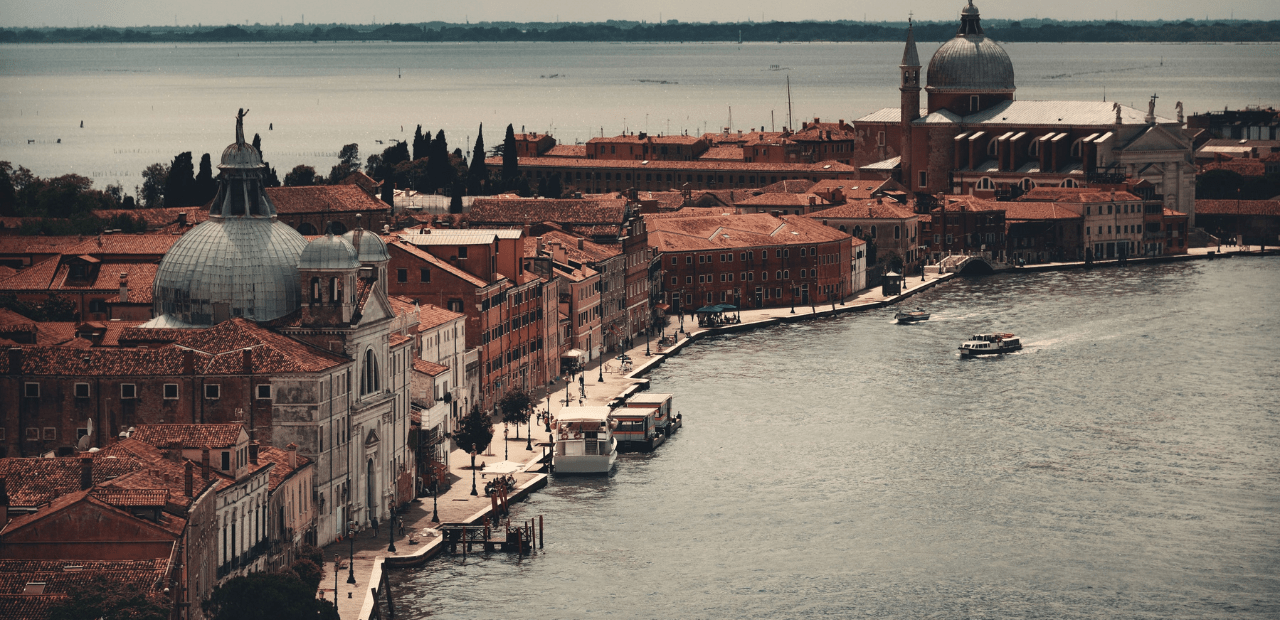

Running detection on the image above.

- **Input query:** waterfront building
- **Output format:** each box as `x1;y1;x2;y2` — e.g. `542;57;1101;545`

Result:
920;195;1006;261
648;213;853;310
408;301;467;473
1000;201;1084;264
257;443;316;571
853;3;1196;222
805;199;921;267
1194;199;1280;246
1017;188;1153;259
585;133;709;161
733;119;860;166
524;235;602;372
1187;106;1279;141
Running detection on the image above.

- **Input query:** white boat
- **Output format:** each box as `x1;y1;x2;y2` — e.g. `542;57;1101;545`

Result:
895;308;930;323
552;406;617;474
625;393;678;436
959;333;1022;357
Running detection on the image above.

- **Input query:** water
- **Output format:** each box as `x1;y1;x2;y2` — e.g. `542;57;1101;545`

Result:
394;257;1280;619
2;42;1278;183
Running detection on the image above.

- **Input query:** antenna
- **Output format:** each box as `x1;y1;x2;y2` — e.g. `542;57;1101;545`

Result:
786;75;793;131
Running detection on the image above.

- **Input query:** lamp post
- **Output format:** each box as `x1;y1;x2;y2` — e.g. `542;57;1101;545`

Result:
645;324;651;356
387;490;397;553
790;286;796;314
430;472;439;523
346;524;356;584
544;381;552;432
333;554;339;604
469;447;478;496
503;425;509;461
526;407;533;451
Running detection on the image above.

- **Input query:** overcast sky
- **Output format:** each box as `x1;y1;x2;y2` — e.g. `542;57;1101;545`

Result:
1;0;1277;28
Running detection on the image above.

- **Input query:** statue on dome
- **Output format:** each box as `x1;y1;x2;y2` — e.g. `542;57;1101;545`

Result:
235;107;250;145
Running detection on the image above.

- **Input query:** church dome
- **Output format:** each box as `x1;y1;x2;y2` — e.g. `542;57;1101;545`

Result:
151;109;309;326
299;234;360;270
926;1;1015;94
343;228;390;263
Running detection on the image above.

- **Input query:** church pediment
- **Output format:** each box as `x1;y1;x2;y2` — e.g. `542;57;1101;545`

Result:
365;428;380;446
1121;125;1190;153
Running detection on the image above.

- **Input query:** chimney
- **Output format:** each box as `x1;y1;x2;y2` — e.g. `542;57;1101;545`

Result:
79;456;93;490
177;212;187;226
201;448;210;480
242;348;252;374
182;349;194;375
809;196;816;206
536;236;544;255
248;442;259;465
0;478;8;528
6;348;20;375
577;238;584;251
184;461;194;497
119;272;129;303
286;443;298;470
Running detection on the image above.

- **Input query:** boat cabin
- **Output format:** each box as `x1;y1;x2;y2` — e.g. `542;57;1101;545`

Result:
613;407;664;452
625;393;678;435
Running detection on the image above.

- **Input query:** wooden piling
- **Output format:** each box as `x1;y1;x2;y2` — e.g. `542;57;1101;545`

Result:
539;515;544;549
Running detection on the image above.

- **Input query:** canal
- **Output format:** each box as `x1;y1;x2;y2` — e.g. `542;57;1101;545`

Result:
394;257;1280;619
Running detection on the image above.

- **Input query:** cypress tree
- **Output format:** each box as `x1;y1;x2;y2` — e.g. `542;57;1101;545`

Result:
164;152;196;207
252;133;262;157
195;153;217;205
412;125;426;161
502;124;518;182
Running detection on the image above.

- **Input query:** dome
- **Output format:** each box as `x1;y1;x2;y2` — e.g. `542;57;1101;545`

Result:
220;108;263;169
343;228;390;263
153;218;309;325
926;2;1015;94
299;234;360;270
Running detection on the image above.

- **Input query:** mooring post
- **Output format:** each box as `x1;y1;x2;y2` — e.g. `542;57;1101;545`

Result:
539;515;544;549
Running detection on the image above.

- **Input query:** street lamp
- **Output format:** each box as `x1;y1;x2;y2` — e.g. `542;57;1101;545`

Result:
469;446;478;496
790;286;796;314
430;472;440;523
387;491;397;553
645;324;651;356
526;406;533;451
333;554;340;603
346;523;356;584
544;381;553;432
503;425;509;461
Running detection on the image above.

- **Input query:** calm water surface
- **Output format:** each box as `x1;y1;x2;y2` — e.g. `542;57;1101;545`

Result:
395;257;1279;619
2;42;1278;181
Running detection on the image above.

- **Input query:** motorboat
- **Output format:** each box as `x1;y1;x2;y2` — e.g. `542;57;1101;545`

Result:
894;308;930;323
624;393;678;436
958;333;1022;357
612;407;665;452
552;406;617;474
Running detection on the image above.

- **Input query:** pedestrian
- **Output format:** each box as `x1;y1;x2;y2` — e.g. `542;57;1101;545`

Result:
372;517;379;538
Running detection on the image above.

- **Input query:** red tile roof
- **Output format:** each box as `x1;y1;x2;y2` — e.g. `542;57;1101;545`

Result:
99;439;225;501
92;207;209;230
88;487;170;507
700;146;744;161
934;196;1006;213
1002;201;1084;221
757;179;817;194
387;241;488;288
647;213;850;252
256;445;311;492
416;304;465;331
486;155;860;173
413;359;449;376
536;230;621;263
0;256;60;290
51;262;157;303
543;144;586;158
468;198;627;226
734;192;834;208
121;318;349;373
265;185;389;214
130;424;245;449
0;558;168;614
1195;199;1280;216
0;455;145;508
806;200;917;221
1200;158;1267;176
61;234;180;257
1020;187;1094;201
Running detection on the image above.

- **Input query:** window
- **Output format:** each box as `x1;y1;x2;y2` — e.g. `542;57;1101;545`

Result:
671;257;677;266
164;384;179;399
870;226;878;239
685;276;692;284
970;95;979;111
88;299;107;314
420;268;431;283
457;246;468;259
976;177;994;190
221;451;230;470
396;268;407;283
23;382;39;398
121;384;137;400
74;383;89;398
686;255;692;264
671;277;677;285
895;226;901;240
877;131;885;146
918;170;928;188
204;384;220;400
43;427;56;441
257;385;271;400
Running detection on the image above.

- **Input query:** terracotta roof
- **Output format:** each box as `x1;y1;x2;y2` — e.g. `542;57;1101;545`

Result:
2;486;186;540
89;487;169;507
265;185;389;214
806;200;917;221
256;445;310;493
757;179;817;194
543;144;586;158
935;196;1006;213
51;262;156;303
700;146;744;161
537;229;621;263
1195;199;1280;216
0;310;78;346
131;424;244;449
416;304;465;331
468;198;627;226
61;234;180;257
98;439;225;501
389;333;411;347
122;318;349;374
806;179;892;201
412;359;449;377
1002;202;1083;221
1201;158;1267;176
647;213;850;252
388;295;419;317
1163;208;1189;217
338;171;382;194
0;237;75;256
0;455;145;508
0;558;168;616
92;207;209;230
0;256;60;290
1020;187;1093;201
387;241;488;288
486;155;860;173
734;192;834;208
791;121;858;142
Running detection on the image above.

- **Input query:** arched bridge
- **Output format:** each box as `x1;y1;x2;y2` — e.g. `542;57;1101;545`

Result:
938;254;996;275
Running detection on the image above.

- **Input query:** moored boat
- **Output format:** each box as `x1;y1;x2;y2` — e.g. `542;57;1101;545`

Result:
958;333;1022;356
552;406;617;474
895;308;931;323
613;407;665;452
625;393;678;436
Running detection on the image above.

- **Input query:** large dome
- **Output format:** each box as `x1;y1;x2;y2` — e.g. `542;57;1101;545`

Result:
153;218;309;325
926;2;1015;94
150;108;309;326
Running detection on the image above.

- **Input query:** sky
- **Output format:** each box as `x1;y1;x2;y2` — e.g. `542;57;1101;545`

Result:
1;0;1278;29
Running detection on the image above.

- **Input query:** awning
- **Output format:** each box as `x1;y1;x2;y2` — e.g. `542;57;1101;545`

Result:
696;305;722;313
562;349;585;359
654;303;671;311
717;304;738;311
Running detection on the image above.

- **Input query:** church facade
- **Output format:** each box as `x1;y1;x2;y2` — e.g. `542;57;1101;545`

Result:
852;2;1197;224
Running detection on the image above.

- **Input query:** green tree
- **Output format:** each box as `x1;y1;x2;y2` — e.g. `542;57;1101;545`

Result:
164;151;197;207
328;143;360;183
139;162;168;207
426;130;455;192
412;125;428;161
46;574;170;620
283;165;317;187
498;388;532;438
290;558;324;592
203;572;338;620
502;123;518;182
468;123;488;194
252;132;262;157
195;153;217;205
455;404;493;456
0;161;17;216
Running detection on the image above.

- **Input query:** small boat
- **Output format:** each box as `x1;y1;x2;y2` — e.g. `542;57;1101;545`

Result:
552;407;617;474
895;308;930;323
612;407;665;453
959;333;1022;357
625;393;678;436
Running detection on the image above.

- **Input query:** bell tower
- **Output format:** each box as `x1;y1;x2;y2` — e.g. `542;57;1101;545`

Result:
900;17;922;190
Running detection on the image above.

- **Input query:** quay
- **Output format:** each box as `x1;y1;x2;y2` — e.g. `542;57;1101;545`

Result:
323;243;1266;619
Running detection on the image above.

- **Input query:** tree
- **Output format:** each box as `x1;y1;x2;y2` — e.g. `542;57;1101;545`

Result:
290;558;323;592
412;125;428;161
449;181;464;213
329;143;360;183
46;574;170;620
283;165;317;187
455;404;493;456
381;177;394;206
468;123;488;193
252;133;262;157
164;151;197;207
139;162;168;207
204;572;338;620
0;161;16;216
195;153;217;205
502;123;518;182
425;130;455;192
546;173;563;199
498;389;532;439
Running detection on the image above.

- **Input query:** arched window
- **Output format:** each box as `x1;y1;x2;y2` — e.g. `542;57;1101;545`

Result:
1061;178;1078;188
838;225;847;232
976;177;995;190
297;222;318;235
310;277;321;302
1020;178;1035;191
1071;138;1084;158
362;348;380;395
894;225;901;240
329;278;339;303
870;226;878;239
1028;139;1040;157
853;225;862;238
987;137;998;157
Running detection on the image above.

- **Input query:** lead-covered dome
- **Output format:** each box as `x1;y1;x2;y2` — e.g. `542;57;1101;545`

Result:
926;1;1015;94
343;228;390;263
150;109;309;326
299;233;360;270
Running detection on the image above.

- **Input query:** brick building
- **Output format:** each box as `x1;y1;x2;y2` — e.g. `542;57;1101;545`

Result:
1001;201;1083;264
923;195;1007;261
586;133;709;161
806;199;921;268
648;213;853;310
266;184;391;236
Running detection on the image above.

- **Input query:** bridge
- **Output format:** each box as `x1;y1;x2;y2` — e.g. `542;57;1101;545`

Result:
937;254;997;275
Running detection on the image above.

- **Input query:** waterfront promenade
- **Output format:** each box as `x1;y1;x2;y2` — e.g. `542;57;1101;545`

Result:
321;244;1267;619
